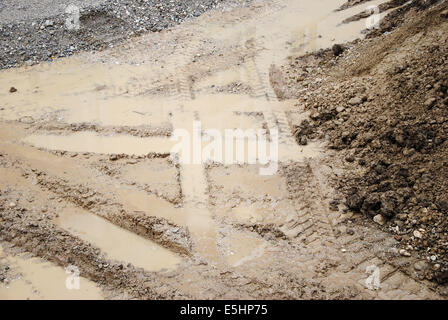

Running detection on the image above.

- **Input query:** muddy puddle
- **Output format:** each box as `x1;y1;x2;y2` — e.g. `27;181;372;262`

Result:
216;200;295;225
0;244;103;300
55;208;182;272
209;164;289;199
222;232;267;268
117;159;181;201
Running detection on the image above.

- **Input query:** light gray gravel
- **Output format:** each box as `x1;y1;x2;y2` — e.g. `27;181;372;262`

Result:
0;0;251;69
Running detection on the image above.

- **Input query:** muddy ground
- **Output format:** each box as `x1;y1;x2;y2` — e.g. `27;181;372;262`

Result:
0;0;447;299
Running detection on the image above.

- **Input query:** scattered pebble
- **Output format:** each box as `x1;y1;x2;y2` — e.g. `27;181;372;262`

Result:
348;97;362;106
373;214;385;226
414;261;426;271
399;249;411;257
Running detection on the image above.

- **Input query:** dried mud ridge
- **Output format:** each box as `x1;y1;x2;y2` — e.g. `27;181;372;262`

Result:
275;0;448;285
1;0;447;299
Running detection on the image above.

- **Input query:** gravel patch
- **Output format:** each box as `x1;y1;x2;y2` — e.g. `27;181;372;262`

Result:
0;0;251;69
0;0;106;24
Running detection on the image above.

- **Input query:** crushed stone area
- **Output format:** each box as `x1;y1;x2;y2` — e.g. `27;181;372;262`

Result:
0;0;252;69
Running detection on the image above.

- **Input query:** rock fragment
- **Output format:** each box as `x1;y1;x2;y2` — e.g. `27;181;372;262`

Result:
373;214;385;225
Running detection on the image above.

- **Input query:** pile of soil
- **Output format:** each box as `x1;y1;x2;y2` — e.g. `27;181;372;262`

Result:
275;0;448;284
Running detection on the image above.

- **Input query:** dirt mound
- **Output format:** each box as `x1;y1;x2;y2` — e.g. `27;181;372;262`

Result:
276;1;448;284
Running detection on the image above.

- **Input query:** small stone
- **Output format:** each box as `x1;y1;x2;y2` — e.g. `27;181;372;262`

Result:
336;106;345;113
348;97;362;105
8;202;16;208
430;255;437;261
441;10;448;18
399;249;411;257
310;111;321;120
44;20;54;27
413;230;422;239
346;229;355;235
345;154;355;162
19;116;34;124
414;261;427;271
433;264;441;271
9;87;17;93
341;248;347;253
424;97;436;108
109;154;118;161
373;214;385;225
402;148;415;156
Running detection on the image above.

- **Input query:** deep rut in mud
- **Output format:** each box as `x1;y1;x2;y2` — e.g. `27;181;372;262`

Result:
0;0;446;299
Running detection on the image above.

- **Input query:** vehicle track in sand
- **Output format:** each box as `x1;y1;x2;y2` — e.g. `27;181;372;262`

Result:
0;0;445;299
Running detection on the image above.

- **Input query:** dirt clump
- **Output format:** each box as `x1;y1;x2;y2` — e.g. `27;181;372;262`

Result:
276;1;448;284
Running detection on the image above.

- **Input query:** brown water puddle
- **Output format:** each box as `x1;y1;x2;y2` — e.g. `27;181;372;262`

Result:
22;127;322;164
23;132;175;155
206;0;391;66
0;244;103;300
0;60;172;125
209;165;289;199
222;232;267;268
55;207;182;272
118;159;181;201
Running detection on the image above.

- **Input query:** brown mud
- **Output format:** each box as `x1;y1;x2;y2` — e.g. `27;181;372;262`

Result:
1;0;447;299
